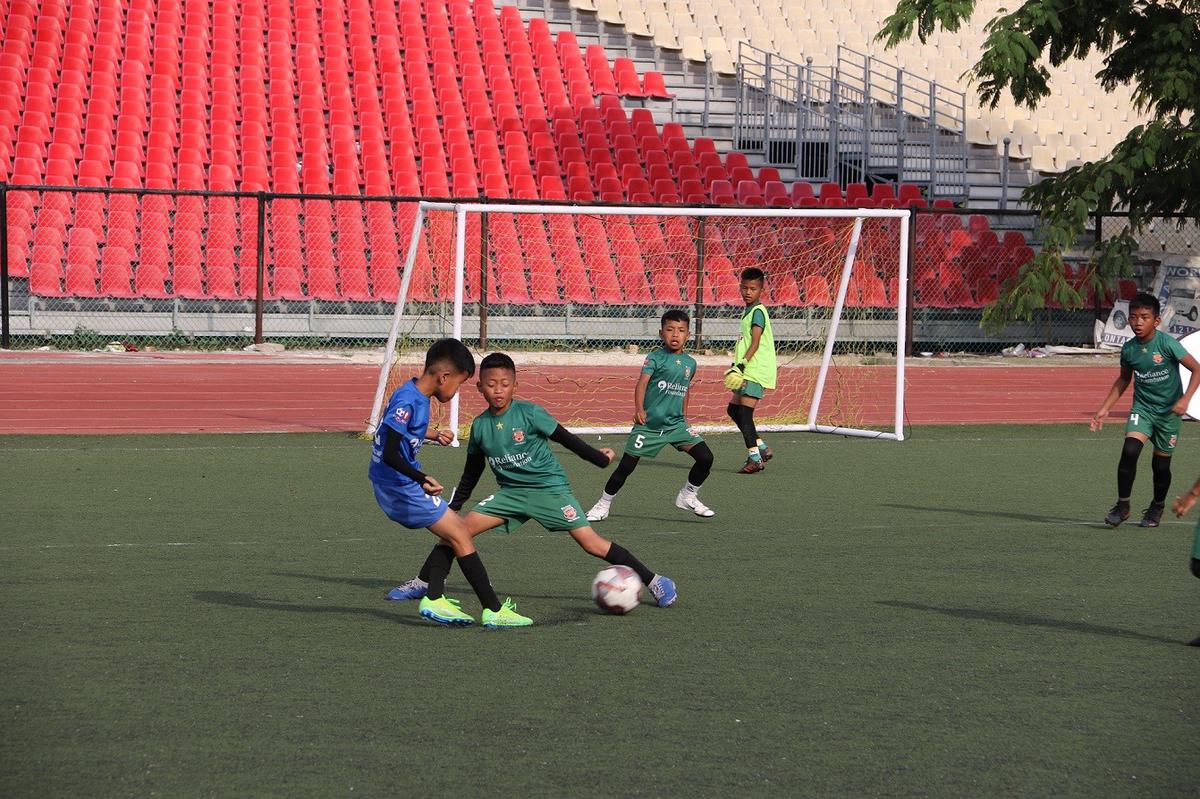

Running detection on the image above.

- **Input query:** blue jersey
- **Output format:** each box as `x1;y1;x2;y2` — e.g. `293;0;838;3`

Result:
369;378;430;489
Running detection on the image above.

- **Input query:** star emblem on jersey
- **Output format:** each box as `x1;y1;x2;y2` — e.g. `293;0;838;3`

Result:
512;429;525;443
1153;352;1164;364
495;421;504;429
561;504;579;521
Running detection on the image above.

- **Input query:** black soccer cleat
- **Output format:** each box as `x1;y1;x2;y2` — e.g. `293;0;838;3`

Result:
1103;503;1131;527
1187;633;1200;647
1138;503;1165;528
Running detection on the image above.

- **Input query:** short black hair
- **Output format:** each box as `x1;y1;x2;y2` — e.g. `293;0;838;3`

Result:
741;267;765;283
479;352;517;375
661;309;690;327
1130;292;1161;317
424;338;475;377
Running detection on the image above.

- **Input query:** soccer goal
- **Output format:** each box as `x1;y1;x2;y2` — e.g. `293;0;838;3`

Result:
366;200;910;442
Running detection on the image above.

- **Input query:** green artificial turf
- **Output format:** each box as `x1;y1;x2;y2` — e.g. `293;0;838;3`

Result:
1;427;1197;797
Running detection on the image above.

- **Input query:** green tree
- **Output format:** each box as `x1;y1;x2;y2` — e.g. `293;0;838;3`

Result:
877;0;1200;328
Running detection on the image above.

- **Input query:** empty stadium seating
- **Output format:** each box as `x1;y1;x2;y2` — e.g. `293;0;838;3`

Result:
2;0;1036;309
561;0;1147;172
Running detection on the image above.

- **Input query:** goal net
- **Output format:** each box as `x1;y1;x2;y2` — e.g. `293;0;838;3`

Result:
367;201;910;441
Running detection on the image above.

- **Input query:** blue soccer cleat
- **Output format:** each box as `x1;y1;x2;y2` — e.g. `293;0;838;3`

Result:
386;578;428;601
648;574;677;607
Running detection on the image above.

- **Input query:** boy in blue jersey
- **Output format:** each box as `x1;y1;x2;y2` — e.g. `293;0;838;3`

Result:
370;338;532;628
1092;293;1200;528
387;353;678;609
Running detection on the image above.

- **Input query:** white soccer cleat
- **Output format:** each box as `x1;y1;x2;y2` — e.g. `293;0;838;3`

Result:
675;491;715;517
586;501;610;522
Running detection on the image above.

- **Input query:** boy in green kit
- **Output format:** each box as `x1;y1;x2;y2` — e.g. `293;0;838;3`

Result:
724;267;777;473
1169;480;1200;646
1092;292;1200;527
586;309;716;521
386;353;679;612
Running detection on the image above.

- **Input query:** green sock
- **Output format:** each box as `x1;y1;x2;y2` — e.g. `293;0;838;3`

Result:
748;447;762;462
756;438;766;449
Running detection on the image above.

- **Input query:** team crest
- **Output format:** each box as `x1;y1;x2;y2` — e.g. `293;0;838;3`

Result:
1152;352;1164;364
512;429;525;443
1170;434;1178;447
561;504;579;521
393;407;411;423
684;366;692;378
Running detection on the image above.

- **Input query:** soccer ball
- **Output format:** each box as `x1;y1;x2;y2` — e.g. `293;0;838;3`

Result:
592;565;643;615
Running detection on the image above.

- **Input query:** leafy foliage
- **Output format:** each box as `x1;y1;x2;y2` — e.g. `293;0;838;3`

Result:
877;0;1200;328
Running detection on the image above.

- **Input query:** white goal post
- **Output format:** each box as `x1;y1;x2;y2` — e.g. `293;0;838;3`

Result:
367;200;910;442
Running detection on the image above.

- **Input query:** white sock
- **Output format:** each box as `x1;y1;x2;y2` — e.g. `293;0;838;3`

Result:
599;492;615;504
681;481;699;496
756;437;766;448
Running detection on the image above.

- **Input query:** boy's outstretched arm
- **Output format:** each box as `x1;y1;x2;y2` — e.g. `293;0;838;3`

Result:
381;427;443;495
1173;354;1200;415
633;372;650;425
550;425;614;467
1174;475;1200;517
1091;364;1133;431
448;451;486;511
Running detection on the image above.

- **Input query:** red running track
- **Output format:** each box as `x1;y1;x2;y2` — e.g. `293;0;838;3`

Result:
0;352;1128;434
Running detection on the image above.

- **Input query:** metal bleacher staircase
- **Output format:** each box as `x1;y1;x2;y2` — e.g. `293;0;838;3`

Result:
521;0;1034;207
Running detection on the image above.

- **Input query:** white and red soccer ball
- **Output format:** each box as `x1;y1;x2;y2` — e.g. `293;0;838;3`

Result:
592;565;643;614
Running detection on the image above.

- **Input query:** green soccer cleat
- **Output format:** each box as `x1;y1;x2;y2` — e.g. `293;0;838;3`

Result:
481;597;533;629
418;595;475;626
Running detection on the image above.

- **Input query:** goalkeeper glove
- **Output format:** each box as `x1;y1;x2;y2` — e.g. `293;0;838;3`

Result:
723;362;746;390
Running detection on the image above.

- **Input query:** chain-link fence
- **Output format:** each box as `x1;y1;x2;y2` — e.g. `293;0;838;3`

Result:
2;184;1197;353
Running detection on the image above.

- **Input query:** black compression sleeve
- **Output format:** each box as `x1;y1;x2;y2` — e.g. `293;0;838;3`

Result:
449;451;486;511
549;425;610;467
382;426;429;485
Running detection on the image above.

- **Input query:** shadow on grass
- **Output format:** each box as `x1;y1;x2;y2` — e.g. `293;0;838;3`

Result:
880;502;1095;527
195;590;592;627
271;571;395;590
878;600;1183;646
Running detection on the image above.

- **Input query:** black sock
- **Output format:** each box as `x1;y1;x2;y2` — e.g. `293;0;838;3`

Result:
1117;437;1143;505
727;403;756;449
1191;558;1200;579
456;552;501;612
686;442;714;486
419;544;455;599
604;542;654;585
603;454;640;496
1151;453;1171;505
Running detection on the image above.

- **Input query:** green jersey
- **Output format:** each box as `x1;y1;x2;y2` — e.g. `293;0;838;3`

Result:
735;303;777;390
466;399;569;490
640;347;697;428
1120;330;1189;412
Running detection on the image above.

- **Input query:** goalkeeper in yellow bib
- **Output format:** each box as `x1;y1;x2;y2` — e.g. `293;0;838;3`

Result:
586;309;716;521
724;267;777;473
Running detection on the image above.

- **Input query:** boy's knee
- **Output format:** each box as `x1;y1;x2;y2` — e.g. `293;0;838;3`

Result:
726;402;741;421
1121;437;1145;460
691;443;714;467
572;528;609;557
1191;557;1200;579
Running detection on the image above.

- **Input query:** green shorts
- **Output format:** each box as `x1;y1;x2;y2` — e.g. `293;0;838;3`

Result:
735;380;765;400
471;487;589;534
1193;520;1200;561
626;421;704;458
1125;406;1181;453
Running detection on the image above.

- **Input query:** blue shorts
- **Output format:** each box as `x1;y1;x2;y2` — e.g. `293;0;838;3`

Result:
373;481;449;529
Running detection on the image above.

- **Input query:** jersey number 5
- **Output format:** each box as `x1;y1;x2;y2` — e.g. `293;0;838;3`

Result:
633;434;645;449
